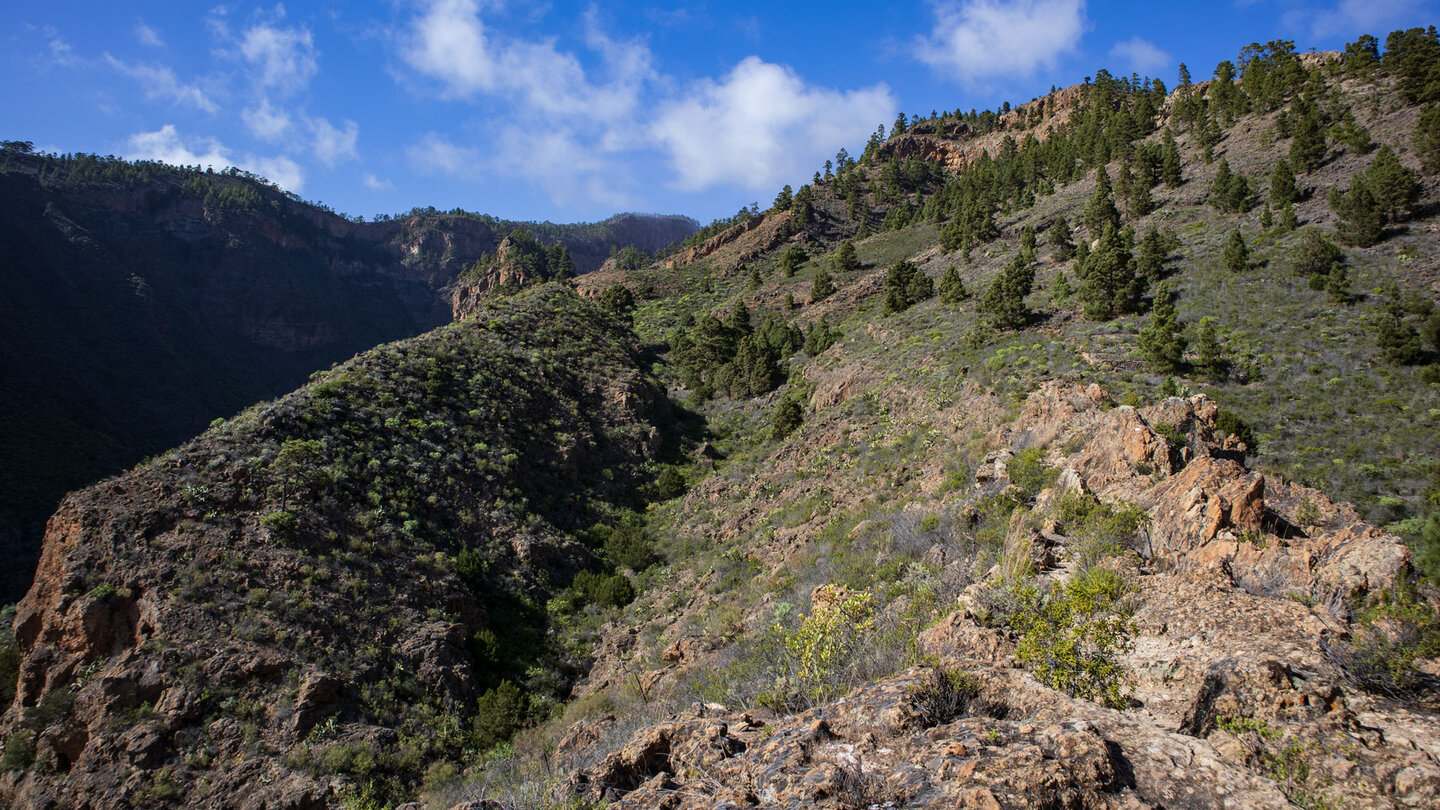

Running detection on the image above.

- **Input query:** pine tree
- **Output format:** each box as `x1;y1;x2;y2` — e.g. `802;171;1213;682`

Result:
1136;225;1167;284
979;253;1035;329
1416;105;1440;174
748;265;763;290
726;299;752;335
831;240;861;272
1223;229;1249;272
1325;264;1352;304
1083;166;1121;238
1364;145;1421;222
1077;223;1139;320
1160;128;1184;187
548;243;576;280
1269;158;1299;208
1330;179;1385;247
882;260;933;315
1138;284;1188;372
1194;317;1228;380
938;264;968;304
778;245;808;277
1020;225;1037;260
1290;227;1344;277
1223;170;1251;213
1049;216;1076;261
1289;104;1327;173
1209;159;1234;211
811;267;836;302
1281;204;1299;231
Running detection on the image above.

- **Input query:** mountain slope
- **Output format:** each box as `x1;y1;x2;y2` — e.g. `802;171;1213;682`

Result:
0;150;696;604
4;29;1440;810
0;284;676;807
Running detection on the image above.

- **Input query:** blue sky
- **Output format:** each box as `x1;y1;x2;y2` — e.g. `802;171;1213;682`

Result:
3;1;1436;225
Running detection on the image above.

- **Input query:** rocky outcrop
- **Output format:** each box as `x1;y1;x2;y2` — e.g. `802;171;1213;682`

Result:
994;382;1411;601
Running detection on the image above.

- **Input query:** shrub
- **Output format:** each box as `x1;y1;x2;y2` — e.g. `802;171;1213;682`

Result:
472;681;527;752
1214;409;1257;451
909;668;983;727
1327;586;1440;698
771;396;804;441
1056;492;1148;551
1007;446;1057;498
602;521;660;571
573;571;635;609
652;467;687;501
777;585;876;704
0;607;17;710
1011;568;1134;708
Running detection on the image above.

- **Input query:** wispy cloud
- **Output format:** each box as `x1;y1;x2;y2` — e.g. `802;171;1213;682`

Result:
104;55;219;114
362;173;393;191
1109;36;1171;75
243;99;292;141
309;116;359;166
135;21;165;48
653;57;895;192
1281;0;1432;38
916;0;1088;85
240;19;319;96
406;132;483;177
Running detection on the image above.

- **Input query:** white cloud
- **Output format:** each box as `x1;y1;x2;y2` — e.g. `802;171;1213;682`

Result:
309;116;359;166
652;57;896;192
243;100;293;141
240;20;318;96
406;133;483;177
402;0;497;96
917;0;1088;84
104;55;219;114
1109;36;1171;75
246;155;305;192
400;0;652;125
135;21;164;48
491;124;634;209
363;173;393;191
1283;0;1431;38
124;125;230;169
121;125;304;193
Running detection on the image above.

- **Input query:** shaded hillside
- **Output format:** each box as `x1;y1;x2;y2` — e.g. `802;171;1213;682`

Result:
0;149;696;603
0;284;677;807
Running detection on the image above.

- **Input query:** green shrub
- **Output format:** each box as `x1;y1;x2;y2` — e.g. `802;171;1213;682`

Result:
1215;409;1258;451
771;396;804;441
319;741;378;777
0;735;35;772
602;521;660;572
572;571;635;609
1011;568;1134;708
1007;446;1057;498
1331;586;1440;697
653;467;687;501
472;681;527;752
